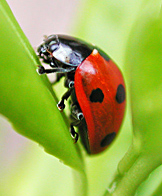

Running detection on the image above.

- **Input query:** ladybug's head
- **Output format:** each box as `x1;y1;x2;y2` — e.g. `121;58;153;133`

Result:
37;35;60;64
37;34;83;69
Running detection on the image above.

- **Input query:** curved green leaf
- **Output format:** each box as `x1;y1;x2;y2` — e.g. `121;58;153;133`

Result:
0;0;85;174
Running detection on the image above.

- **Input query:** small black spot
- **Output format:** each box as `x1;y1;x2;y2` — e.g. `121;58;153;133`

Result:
89;88;104;103
100;132;116;147
116;84;125;104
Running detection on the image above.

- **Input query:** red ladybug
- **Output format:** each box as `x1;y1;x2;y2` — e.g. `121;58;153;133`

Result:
37;35;126;154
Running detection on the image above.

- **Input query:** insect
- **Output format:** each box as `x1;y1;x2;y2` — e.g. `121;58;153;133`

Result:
37;34;126;154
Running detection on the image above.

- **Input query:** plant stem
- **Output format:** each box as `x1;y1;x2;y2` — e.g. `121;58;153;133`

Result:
117;143;140;175
73;170;88;196
105;154;161;196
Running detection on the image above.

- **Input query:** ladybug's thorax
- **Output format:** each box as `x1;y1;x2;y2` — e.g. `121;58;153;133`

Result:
52;44;72;64
38;34;94;67
52;43;82;66
52;35;94;66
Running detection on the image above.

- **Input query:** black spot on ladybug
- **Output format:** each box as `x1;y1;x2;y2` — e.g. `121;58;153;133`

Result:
100;132;116;147
116;84;125;104
89;88;104;103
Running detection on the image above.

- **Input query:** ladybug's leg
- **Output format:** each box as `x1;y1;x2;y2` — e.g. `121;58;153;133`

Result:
37;65;74;75
69;103;84;143
71;103;84;121
64;78;74;89
70;124;79;143
57;77;75;110
57;88;73;111
55;73;64;83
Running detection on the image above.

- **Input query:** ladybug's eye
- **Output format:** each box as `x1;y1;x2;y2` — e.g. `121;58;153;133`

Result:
37;44;47;56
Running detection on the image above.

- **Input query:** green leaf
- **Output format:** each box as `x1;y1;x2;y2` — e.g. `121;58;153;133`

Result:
0;0;85;175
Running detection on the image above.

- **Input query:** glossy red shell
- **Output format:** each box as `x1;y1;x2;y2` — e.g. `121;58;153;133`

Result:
74;49;126;154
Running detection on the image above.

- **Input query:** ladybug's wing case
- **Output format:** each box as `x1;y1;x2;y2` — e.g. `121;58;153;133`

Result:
74;49;126;154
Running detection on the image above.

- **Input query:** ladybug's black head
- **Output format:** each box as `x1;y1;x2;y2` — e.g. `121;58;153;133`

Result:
37;34;90;69
37;35;60;64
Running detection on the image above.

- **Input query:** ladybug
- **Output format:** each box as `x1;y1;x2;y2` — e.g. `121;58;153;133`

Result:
37;35;126;154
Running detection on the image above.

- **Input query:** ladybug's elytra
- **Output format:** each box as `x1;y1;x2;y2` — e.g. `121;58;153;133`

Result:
37;35;126;154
